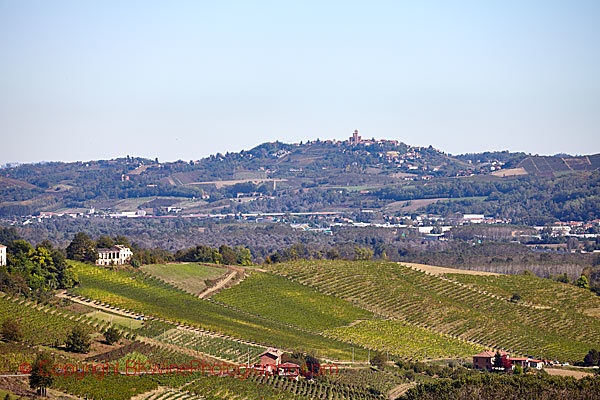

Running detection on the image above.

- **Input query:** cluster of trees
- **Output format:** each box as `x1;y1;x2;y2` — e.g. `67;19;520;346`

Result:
64;232;174;266
174;244;252;265
25;324;121;395
583;349;600;367
0;228;78;296
420;173;600;224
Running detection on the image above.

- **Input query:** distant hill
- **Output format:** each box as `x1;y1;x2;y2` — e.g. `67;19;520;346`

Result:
0;138;598;221
517;154;600;176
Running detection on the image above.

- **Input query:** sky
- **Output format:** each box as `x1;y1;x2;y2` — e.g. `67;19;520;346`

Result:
1;0;599;164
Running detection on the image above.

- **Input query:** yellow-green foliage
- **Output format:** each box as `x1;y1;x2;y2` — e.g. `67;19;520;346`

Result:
214;272;373;332
324;320;483;360
69;262;368;361
140;262;226;295
268;260;600;362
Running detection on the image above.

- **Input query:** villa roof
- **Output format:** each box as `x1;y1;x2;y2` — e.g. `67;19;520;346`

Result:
473;350;509;358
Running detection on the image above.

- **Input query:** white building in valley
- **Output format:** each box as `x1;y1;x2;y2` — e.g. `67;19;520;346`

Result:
96;245;133;266
0;244;6;267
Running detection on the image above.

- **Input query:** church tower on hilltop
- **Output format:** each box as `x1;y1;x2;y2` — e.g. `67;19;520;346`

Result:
349;129;361;144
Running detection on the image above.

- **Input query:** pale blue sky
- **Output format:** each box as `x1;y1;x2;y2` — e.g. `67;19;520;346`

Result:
1;0;599;163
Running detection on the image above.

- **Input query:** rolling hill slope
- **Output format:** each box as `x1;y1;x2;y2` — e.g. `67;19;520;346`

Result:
266;260;600;362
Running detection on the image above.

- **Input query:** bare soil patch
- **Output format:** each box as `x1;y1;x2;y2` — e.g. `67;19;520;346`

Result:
402;262;501;276
385;198;449;212
546;367;596;379
491;167;528;177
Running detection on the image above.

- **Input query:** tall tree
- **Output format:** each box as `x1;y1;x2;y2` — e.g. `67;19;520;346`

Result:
493;351;503;369
66;233;97;263
576;275;590;289
29;352;53;397
583;349;599;366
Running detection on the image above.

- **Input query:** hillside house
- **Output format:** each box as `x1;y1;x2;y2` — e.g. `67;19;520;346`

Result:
472;350;510;370
96;245;133;266
0;244;6;267
259;348;283;366
277;362;301;380
509;357;544;370
256;348;284;373
473;350;546;370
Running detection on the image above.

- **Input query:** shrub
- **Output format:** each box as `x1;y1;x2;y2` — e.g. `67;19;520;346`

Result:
1;318;22;342
370;352;388;369
513;365;523;375
65;325;91;353
103;326;121;345
583;349;599;366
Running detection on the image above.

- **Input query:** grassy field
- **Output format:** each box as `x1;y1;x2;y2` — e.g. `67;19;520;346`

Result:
68;262;369;361
213;271;373;332
140;262;226;295
266;260;600;362
85;309;144;329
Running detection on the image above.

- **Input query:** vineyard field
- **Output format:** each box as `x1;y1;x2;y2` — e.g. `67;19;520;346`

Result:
183;374;383;400
156;328;265;364
53;373;158;400
140;263;226;295
0;294;88;347
324;320;483;360
445;273;600;316
69;262;369;361
213;272;373;332
267;260;600;362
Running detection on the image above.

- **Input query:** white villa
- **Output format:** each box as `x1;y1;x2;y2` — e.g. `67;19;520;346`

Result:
0;244;6;267
96;245;133;266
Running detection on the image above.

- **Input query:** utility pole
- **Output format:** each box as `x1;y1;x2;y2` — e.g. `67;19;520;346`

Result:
368;349;370;364
352;347;354;364
247;347;250;368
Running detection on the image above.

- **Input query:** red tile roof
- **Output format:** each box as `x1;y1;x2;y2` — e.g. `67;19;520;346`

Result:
259;348;284;358
278;362;300;368
473;350;509;358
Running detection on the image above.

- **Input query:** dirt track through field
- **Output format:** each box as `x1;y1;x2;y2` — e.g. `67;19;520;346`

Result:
56;291;146;320
402;262;501;276
198;271;238;299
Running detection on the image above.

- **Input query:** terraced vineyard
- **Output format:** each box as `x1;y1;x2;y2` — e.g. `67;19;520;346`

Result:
69;262;368;361
138;388;201;400
183;375;309;400
445;273;600;316
53;373;159;400
213;272;373;332
324;320;483;360
0;293;93;346
267;260;600;362
156;328;265;363
90;340;207;367
183;374;382;400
